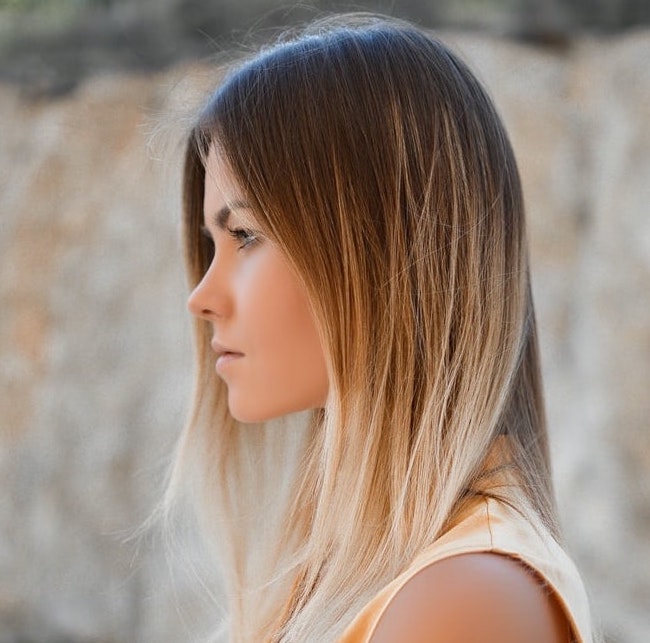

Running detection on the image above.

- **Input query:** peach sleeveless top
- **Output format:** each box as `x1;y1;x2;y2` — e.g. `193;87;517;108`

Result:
338;497;593;642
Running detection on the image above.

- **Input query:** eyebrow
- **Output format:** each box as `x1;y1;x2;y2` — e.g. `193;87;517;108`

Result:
210;200;252;230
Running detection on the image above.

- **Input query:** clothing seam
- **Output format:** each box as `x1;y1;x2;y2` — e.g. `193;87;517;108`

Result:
485;497;494;549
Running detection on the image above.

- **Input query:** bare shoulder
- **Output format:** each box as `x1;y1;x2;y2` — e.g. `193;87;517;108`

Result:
371;553;571;643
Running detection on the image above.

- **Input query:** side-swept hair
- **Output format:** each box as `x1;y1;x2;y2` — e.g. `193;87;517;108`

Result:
174;14;556;642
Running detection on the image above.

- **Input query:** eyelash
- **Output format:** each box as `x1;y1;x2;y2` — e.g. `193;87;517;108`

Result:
227;226;258;249
199;225;258;252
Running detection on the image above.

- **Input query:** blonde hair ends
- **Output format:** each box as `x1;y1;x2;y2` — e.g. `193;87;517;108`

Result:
174;15;558;642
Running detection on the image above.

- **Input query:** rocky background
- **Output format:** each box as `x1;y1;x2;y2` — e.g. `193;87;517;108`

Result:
1;1;649;642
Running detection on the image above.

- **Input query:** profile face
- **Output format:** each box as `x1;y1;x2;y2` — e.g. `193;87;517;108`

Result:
187;146;329;423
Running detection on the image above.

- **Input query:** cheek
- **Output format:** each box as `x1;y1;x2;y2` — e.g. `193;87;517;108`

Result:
272;282;327;397
237;251;328;411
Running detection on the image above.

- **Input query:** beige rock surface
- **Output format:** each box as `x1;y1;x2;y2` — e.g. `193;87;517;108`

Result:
1;32;648;642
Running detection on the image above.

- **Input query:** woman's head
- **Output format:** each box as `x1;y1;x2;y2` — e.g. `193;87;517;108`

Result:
179;14;554;640
186;15;531;421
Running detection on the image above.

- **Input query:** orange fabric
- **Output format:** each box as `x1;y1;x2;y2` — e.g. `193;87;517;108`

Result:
338;498;592;642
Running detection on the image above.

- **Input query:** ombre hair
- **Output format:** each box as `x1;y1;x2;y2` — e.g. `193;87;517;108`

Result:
173;14;558;642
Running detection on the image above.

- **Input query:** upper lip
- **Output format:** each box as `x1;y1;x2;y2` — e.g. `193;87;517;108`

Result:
211;339;243;357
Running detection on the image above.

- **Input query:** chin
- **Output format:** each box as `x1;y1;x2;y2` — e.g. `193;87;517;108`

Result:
226;381;329;423
229;409;266;424
227;397;319;424
227;397;282;424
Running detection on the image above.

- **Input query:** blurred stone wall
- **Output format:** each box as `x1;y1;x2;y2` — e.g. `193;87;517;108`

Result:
0;30;649;643
2;0;650;97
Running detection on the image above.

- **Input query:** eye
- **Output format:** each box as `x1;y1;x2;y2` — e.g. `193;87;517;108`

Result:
227;226;259;250
199;225;215;258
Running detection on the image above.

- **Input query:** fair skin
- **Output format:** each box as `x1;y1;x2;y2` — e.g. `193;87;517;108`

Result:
371;553;571;642
189;147;570;641
187;146;328;423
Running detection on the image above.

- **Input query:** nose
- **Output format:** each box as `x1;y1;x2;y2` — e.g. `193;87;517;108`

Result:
187;261;231;321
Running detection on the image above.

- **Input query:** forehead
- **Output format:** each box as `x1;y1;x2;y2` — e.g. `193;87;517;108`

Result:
203;146;238;208
202;145;257;227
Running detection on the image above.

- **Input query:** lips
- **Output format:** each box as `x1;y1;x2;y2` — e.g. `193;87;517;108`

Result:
211;339;244;373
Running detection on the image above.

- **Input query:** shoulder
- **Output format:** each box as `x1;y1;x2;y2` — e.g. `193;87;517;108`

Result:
370;552;570;643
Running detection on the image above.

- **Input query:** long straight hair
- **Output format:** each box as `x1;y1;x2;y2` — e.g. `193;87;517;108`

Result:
173;14;557;642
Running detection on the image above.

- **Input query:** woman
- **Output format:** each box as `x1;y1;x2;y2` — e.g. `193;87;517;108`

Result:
172;14;593;642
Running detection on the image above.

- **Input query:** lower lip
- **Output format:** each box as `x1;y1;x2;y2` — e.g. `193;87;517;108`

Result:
216;352;243;373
